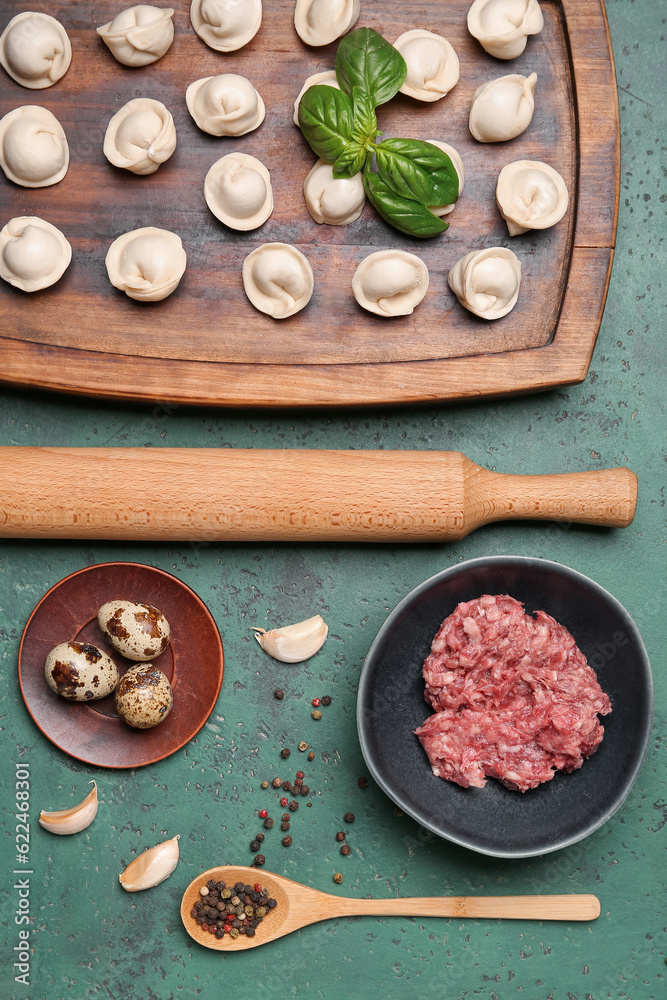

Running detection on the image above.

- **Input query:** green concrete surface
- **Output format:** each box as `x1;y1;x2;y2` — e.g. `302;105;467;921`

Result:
1;1;665;998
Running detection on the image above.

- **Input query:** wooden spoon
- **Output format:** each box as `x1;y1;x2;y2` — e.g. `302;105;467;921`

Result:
180;866;601;951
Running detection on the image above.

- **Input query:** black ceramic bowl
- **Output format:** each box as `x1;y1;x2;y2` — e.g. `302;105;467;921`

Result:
357;557;653;858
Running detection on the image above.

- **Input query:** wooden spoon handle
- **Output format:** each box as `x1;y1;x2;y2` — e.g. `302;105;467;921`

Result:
331;894;600;922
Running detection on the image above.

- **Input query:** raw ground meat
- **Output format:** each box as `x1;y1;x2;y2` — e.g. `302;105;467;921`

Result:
415;594;611;792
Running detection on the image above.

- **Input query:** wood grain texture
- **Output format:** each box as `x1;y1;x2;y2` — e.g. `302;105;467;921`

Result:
180;866;601;951
0;447;638;541
0;1;618;406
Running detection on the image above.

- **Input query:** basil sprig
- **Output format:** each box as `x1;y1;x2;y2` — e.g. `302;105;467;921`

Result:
298;27;459;238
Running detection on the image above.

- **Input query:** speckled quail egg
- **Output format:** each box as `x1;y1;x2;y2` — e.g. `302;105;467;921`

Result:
115;664;173;729
44;641;120;701
98;600;171;661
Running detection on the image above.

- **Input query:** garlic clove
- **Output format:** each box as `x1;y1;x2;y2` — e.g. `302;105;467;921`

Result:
39;781;98;835
119;835;180;892
253;614;329;663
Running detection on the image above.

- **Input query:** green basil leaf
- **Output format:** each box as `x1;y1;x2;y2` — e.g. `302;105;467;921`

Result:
336;27;407;107
298;85;359;165
351;86;377;146
363;168;449;238
375;138;460;208
333;145;368;179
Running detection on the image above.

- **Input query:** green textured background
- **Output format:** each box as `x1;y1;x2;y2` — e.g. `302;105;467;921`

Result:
1;2;665;997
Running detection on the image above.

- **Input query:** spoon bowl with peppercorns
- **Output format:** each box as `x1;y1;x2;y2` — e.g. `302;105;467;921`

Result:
181;865;600;949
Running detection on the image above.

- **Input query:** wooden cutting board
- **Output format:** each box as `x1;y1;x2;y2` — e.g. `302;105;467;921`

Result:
0;0;618;407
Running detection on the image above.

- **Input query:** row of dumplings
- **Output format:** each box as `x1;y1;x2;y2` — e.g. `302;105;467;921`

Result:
0;216;522;322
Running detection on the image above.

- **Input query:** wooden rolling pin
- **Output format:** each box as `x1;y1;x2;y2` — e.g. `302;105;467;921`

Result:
0;447;637;542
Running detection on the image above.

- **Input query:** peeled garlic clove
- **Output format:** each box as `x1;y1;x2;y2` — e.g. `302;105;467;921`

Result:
39;782;98;835
119;834;180;892
253;614;328;663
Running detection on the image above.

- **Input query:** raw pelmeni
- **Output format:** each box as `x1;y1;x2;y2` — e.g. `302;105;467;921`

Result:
0;105;68;187
104;98;176;175
190;0;261;52
496;159;568;235
205;152;273;231
97;5;175;67
106;227;187;302
303;158;365;225
424;140;465;216
0;216;71;292
469;73;537;143
242;243;314;319
186;74;265;136
467;0;544;60
293;69;339;126
294;0;360;47
448;246;521;320
0;11;71;89
393;29;459;101
352;250;429;317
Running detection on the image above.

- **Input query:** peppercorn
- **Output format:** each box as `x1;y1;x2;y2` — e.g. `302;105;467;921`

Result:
282;779;291;791
312;710;322;720
231;895;241;906
340;844;351;856
357;776;369;789
321;695;332;706
300;785;309;796
282;812;290;821
307;801;312;807
281;821;290;831
235;882;245;892
312;697;321;706
280;797;288;806
222;888;231;898
335;831;346;842
298;741;308;752
296;770;304;779
229;927;239;939
253;854;266;866
282;835;293;846
259;808;268;819
280;747;291;759
263;816;274;829
274;689;284;699
199;886;209;896
261;780;269;789
272;777;282;788
244;884;253;894
344;812;355;823
295;777;303;787
288;800;299;811
333;872;343;884
267;898;277;908
308;751;315;761
256;833;265;843
215;928;224;938
207;879;217;889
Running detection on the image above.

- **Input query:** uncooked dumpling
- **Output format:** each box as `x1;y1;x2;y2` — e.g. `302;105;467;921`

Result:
0;216;71;292
469;73;537;142
0;11;71;89
190;0;261;52
293;69;339;126
352;250;429;317
393;29;459;101
106;227;186;301
0;105;68;187
424;140;465;216
467;0;544;59
186;74;265;137
448;247;521;320
496;159;568;235
294;0;360;47
303;158;365;225
205;152;273;231
242;243;314;319
104;98;176;175
97;5;175;67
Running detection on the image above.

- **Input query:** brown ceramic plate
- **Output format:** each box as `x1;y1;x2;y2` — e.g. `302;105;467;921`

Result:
18;562;223;767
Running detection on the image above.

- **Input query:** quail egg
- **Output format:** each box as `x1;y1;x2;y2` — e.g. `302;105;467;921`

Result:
115;664;174;729
98;600;171;661
45;641;120;701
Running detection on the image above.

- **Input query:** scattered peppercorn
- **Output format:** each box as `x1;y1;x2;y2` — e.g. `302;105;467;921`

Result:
274;689;284;699
250;839;260;852
260;780;269;789
357;776;369;789
312;697;321;707
259;808;268;819
277;797;286;807
253;854;266;867
296;770;304;779
307;751;315;761
282;812;290;821
256;832;265;843
321;695;332;706
281;820;290;831
312;710;322;720
300;785;309;796
298;741;309;752
307;801;312;807
280;747;291;759
333;872;343;884
282;835;293;847
282;779;291;791
335;831;346;842
340;844;351;856
295;777;303;787
272;777;282;788
288;800;299;811
263;816;274;829
344;812;355;823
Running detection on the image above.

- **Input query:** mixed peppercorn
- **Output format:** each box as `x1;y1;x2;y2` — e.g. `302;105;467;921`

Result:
190;878;277;939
